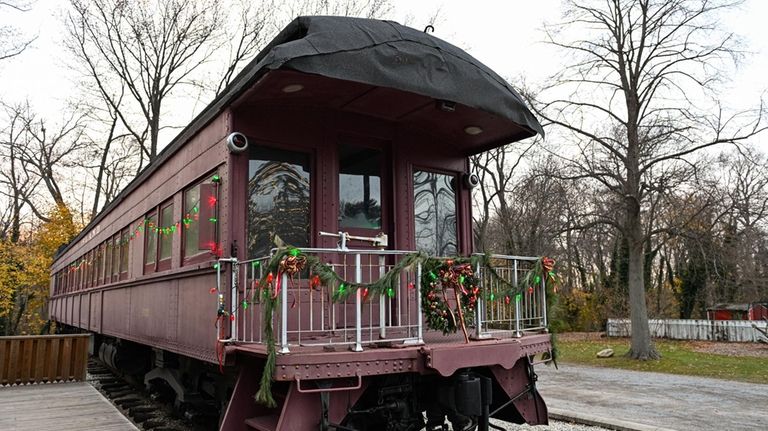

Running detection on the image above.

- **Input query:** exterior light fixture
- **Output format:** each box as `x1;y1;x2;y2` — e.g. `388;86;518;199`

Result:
281;84;304;93
464;126;483;135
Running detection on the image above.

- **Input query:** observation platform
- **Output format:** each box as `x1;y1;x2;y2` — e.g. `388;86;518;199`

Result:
0;381;137;431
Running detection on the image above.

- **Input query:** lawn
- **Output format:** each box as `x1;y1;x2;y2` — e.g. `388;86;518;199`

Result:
556;336;768;384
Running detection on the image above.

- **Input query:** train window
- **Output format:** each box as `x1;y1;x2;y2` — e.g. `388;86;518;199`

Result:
247;147;311;258
111;235;120;281
86;250;93;288
95;244;103;285
183;174;219;263
338;145;382;230
144;213;158;272
158;203;174;269
413;170;458;256
120;229;129;278
104;239;112;283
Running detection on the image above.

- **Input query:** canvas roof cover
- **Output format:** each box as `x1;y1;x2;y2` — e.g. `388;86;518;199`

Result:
224;15;544;141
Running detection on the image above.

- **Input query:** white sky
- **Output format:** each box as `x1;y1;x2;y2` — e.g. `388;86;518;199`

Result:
1;0;766;150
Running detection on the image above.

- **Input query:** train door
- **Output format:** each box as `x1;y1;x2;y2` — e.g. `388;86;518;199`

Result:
331;136;397;338
336;138;389;248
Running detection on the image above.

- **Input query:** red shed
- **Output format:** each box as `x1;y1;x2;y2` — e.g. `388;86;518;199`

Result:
707;302;768;321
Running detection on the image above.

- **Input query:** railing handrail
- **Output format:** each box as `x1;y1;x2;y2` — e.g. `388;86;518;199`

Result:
219;249;548;351
472;252;540;262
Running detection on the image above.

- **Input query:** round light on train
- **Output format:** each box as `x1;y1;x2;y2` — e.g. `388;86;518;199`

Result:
464;126;483;135
226;132;249;153
281;84;304;93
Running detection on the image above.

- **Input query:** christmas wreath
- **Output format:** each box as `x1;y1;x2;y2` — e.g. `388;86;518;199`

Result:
421;259;480;341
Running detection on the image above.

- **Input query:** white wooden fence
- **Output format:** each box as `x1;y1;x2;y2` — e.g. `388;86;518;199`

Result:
606;318;768;342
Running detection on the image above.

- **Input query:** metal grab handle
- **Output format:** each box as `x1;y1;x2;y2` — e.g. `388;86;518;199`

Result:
295;372;362;394
527;350;553;366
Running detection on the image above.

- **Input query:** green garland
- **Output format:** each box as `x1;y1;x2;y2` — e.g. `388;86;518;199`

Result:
251;248;560;406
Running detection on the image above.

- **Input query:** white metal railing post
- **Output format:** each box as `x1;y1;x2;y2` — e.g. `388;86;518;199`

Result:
541;272;548;330
416;262;423;344
475;261;483;338
280;272;290;353
216;259;222;342
353;253;363;352
230;259;238;341
379;255;386;339
514;259;521;337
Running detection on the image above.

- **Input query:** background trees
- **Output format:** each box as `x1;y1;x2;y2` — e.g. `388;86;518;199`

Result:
0;0;403;335
0;0;765;349
526;0;766;359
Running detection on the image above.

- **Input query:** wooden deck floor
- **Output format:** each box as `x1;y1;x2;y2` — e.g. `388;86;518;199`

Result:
0;382;138;431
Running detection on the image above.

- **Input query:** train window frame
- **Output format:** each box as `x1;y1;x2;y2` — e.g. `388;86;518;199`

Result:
157;201;174;271
104;238;112;284
144;200;174;274
144;210;159;274
111;234;121;282
66;264;72;292
97;242;105;286
74;256;81;291
120;228;129;280
86;250;94;289
337;142;386;233
183;171;220;266
411;167;460;257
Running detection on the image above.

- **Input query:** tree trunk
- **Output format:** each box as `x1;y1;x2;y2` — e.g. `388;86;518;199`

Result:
626;221;660;359
92;117;117;218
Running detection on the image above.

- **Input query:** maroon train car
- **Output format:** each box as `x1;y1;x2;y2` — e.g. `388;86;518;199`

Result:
49;16;552;431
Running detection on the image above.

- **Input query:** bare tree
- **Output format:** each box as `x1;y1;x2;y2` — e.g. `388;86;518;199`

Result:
0;1;36;62
470;140;535;251
66;0;222;163
0;103;39;241
2;102;87;219
532;0;766;359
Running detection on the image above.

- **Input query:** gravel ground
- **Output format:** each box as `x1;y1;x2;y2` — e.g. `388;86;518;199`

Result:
492;419;609;430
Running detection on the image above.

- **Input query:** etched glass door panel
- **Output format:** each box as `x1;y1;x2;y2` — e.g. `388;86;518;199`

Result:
247;147;311;259
413;170;458;256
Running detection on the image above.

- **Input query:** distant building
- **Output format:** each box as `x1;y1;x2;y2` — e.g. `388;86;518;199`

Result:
707;302;768;321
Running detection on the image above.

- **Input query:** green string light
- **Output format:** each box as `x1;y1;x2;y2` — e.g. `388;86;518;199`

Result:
515;293;522;303
534;275;541;284
289;248;300;257
490;293;495;301
242;300;248;310
213;263;220;270
386;287;395;298
338;283;346;294
212;174;220;182
429;271;437;280
252;261;261;268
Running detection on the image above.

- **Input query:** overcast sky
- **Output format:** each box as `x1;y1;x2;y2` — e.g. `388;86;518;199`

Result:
1;0;766;150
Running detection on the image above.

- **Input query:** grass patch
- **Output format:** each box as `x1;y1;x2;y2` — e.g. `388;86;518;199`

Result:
557;337;768;384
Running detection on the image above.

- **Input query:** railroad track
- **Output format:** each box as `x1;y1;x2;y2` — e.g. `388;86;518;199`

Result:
87;359;216;431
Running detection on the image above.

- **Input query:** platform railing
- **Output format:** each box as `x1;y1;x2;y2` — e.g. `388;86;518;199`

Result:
227;248;423;352
217;251;548;351
474;254;548;338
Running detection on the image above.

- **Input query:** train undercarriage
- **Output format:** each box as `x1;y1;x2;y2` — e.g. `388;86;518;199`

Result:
79;329;549;431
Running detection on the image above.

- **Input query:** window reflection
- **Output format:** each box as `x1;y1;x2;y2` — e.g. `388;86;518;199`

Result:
413;171;457;256
339;145;381;229
248;147;310;258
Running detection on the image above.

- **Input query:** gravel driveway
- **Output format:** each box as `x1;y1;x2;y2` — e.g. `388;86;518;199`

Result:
536;363;768;430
